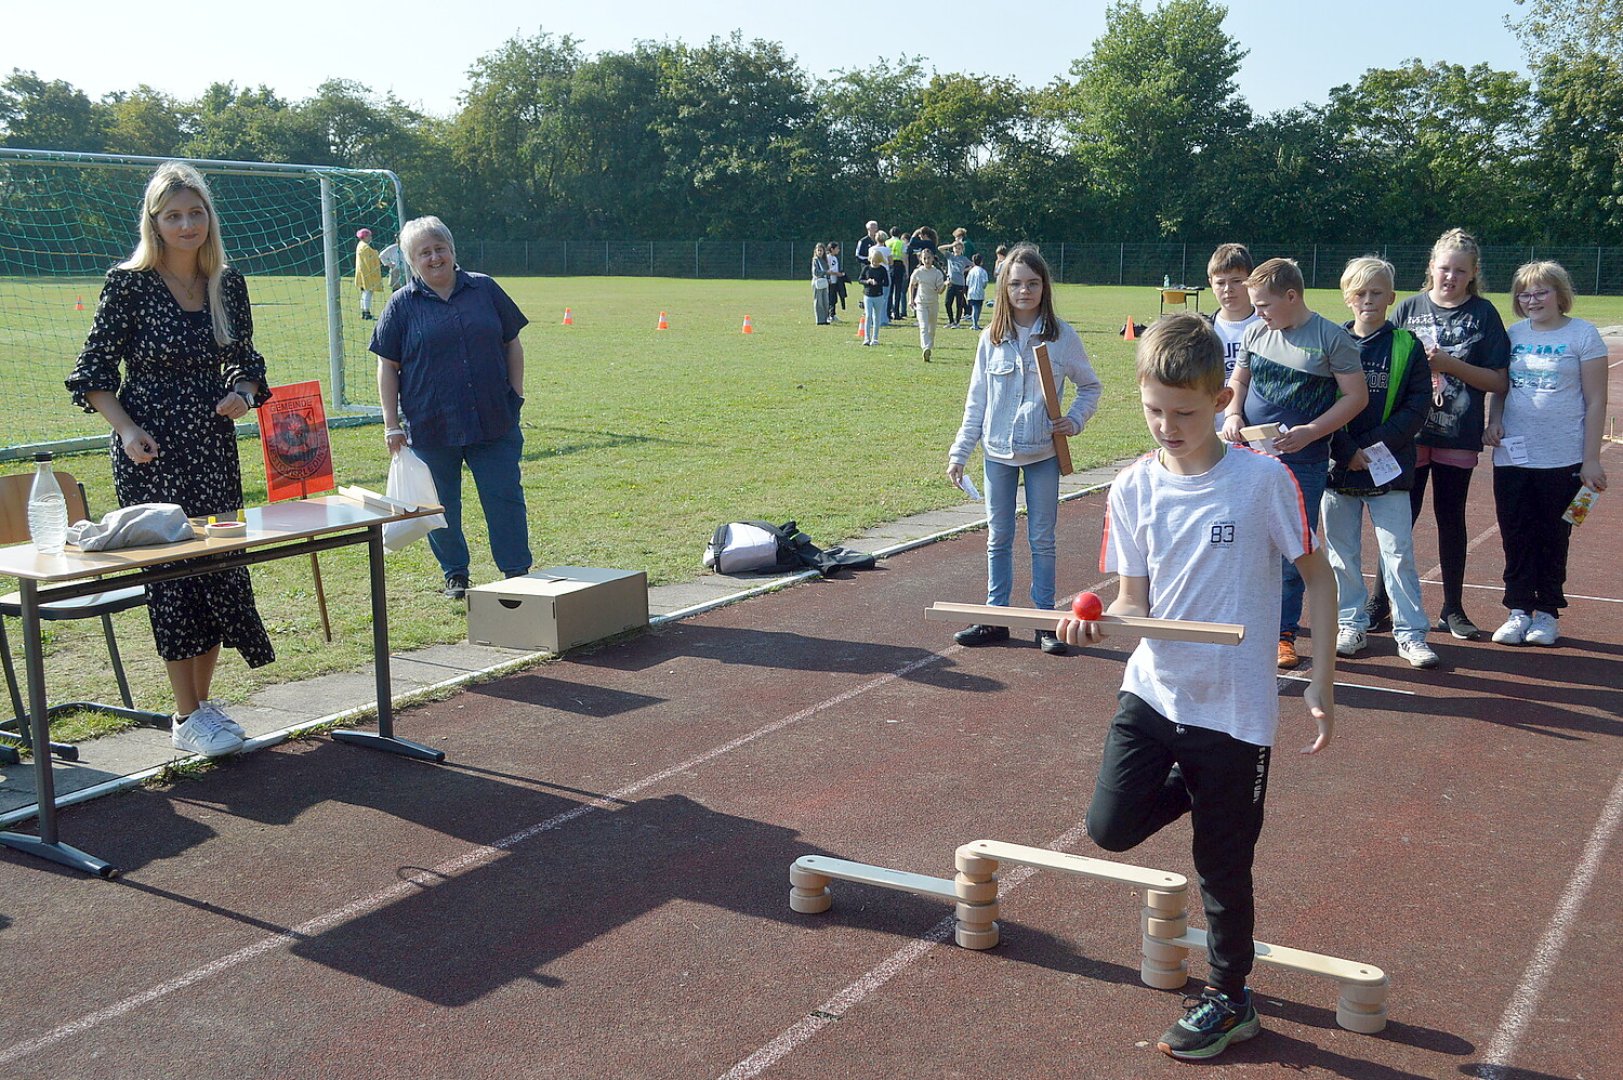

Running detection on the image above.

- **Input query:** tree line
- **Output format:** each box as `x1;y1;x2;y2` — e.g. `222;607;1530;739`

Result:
3;0;1618;246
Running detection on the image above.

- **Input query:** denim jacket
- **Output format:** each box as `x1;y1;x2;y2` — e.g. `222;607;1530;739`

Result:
949;317;1103;463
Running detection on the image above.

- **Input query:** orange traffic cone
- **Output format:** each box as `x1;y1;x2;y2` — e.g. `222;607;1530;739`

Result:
75;296;85;311
562;307;573;325
741;314;754;334
855;315;866;339
1122;316;1137;340
657;310;669;330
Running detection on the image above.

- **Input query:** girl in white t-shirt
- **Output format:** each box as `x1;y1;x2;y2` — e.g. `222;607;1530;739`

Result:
1485;261;1610;647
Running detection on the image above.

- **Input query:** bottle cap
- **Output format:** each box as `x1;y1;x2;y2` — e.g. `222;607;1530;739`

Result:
33;452;52;462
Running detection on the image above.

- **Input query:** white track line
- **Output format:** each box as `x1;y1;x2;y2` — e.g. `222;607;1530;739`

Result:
1475;767;1623;1079
0;649;952;1070
718;820;1092;1080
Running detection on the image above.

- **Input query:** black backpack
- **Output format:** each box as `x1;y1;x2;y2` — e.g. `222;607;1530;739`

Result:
705;520;876;577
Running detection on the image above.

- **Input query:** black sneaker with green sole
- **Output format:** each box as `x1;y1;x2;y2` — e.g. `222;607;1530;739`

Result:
1156;986;1260;1061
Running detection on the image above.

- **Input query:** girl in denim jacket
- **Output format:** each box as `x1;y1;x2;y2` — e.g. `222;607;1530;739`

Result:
947;244;1103;654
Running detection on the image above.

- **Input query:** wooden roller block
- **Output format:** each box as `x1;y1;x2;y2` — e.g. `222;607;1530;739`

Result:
954;873;999;903
955;921;1000;950
1141;933;1190;963
955;848;999;878
790;865;831;891
1143;889;1187;916
1144;912;1188;939
956;899;999;924
1140;955;1190;990
789;886;833;914
1335;1001;1388;1034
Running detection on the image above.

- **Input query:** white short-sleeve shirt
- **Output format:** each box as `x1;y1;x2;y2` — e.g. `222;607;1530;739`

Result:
1104;446;1313;747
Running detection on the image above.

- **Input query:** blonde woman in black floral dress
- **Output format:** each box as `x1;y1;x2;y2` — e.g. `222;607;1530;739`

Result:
66;161;274;759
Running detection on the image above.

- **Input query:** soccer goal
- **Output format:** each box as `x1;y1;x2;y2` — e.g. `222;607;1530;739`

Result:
0;147;404;457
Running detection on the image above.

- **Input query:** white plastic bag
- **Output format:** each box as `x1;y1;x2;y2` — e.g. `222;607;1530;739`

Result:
381;446;447;553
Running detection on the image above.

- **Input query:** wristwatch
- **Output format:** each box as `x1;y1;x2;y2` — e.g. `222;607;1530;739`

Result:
237;390;255;409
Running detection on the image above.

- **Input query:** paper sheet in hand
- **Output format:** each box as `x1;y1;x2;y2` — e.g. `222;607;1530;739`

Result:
1500;435;1530;465
1361;441;1402;486
957;475;981;501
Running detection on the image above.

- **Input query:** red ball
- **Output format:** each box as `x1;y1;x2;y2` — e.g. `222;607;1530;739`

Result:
1072;591;1103;621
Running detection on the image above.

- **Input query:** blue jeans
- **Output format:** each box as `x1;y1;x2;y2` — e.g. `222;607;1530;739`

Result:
878;283;891;326
863;294;883;343
983;455;1061;610
1280;457;1327;637
1321;489;1428;643
414;425;532;581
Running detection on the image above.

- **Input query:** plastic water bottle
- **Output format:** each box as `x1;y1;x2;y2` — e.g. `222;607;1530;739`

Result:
27;452;68;555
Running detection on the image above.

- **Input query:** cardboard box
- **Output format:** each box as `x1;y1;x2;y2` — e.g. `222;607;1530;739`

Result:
467;566;648;653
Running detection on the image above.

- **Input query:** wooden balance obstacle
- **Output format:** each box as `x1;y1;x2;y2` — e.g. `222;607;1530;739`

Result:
788;840;1388;1033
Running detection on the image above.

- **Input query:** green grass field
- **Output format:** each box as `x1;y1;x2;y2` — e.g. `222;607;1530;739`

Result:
5;276;1622;743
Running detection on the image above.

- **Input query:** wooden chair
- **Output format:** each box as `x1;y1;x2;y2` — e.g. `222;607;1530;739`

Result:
0;471;167;762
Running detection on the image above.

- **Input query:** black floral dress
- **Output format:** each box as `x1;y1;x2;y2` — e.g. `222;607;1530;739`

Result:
66;266;275;668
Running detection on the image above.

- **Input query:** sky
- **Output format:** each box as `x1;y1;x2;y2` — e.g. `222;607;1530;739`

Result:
2;0;1533;120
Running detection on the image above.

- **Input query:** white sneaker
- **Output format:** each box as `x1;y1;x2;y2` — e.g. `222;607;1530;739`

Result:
172;708;244;758
1492;610;1532;645
1397;640;1439;669
198;700;246;739
1335;627;1367;657
1523;611;1559;646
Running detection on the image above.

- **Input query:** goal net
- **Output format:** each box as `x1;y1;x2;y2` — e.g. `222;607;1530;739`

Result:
0;148;403;455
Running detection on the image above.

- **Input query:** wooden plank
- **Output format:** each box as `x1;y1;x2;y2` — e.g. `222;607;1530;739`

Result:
1033;343;1073;476
1238;423;1282;443
1171;926;1386;985
926;601;1244;646
962;840;1187;892
793;855;958;903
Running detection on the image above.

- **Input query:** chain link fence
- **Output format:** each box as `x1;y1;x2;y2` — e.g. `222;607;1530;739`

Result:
461;239;1623;295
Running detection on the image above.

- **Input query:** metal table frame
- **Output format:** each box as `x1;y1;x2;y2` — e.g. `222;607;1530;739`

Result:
0;502;443;877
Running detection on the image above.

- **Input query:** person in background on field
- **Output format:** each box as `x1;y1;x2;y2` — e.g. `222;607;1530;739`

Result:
965;252;990;330
873;231;893;325
811;242;831;325
855;220;881;265
1321;256;1438;669
945;240;971;329
990;244;1009;309
1204;243;1261;403
948;244;1103;656
826;241;848;319
1485;260;1609;647
1365;228;1511;641
1220;257;1368;671
859;248;888;346
371;215;532;601
1057;313;1335;1063
909;247;946;362
887;226;909;320
355;227;383;320
953;226;977;260
67;160;274;759
379;239;407;290
906;226;939;281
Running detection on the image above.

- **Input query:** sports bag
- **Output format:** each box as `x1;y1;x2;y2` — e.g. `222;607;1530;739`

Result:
704;520;876;577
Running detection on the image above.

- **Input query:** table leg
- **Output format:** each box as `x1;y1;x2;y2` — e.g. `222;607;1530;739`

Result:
331;526;444;763
0;579;116;877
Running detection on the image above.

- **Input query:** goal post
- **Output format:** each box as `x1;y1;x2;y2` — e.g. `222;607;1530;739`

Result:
0;147;405;458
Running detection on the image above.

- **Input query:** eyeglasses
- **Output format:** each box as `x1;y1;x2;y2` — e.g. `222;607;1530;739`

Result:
1515;289;1552;303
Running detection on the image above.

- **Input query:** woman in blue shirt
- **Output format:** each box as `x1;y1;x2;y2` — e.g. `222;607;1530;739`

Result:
371;216;531;599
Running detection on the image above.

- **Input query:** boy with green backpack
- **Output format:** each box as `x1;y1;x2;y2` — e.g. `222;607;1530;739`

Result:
1321;256;1439;667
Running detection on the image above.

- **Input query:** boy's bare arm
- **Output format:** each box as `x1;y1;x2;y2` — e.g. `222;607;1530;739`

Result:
1296;546;1337;754
1220;368;1251;441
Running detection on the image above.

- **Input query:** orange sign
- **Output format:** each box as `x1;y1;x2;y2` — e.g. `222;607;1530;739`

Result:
258;381;335;502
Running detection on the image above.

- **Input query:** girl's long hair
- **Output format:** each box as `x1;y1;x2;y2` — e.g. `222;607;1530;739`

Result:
121;161;233;345
987;243;1060;345
1421;227;1485;298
